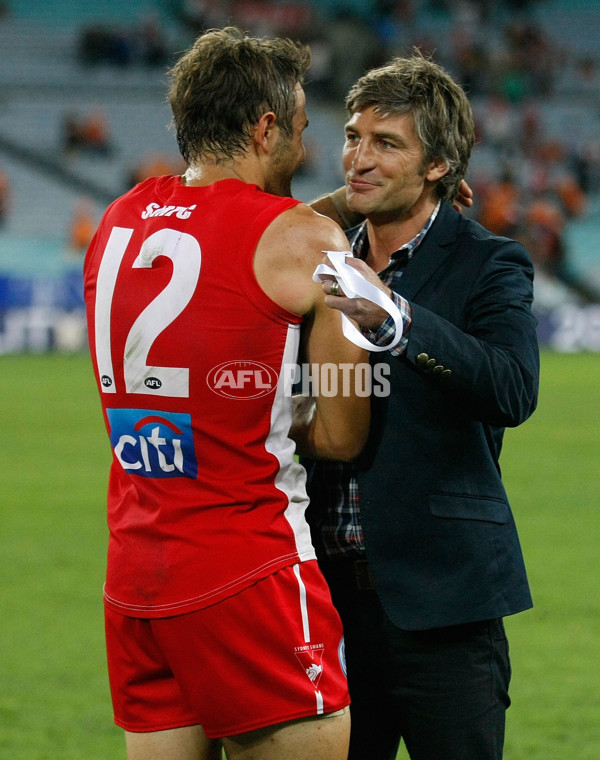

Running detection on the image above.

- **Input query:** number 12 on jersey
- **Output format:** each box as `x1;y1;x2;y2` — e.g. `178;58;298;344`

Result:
93;226;202;398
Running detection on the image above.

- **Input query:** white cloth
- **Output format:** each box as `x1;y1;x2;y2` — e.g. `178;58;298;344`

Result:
313;251;403;351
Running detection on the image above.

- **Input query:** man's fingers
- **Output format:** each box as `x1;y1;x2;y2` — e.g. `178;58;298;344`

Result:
326;280;345;297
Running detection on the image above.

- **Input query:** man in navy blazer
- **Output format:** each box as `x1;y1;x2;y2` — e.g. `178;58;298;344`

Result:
306;52;539;760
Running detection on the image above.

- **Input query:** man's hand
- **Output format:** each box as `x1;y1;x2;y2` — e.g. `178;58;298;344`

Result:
321;257;390;330
454;179;473;212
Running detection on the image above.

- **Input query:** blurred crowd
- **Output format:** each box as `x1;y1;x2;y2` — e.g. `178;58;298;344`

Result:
471;110;592;297
61;107;113;157
1;0;598;301
70;0;600;297
78;13;170;68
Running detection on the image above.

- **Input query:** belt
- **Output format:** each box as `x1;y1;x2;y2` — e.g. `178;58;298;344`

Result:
319;556;377;592
352;559;376;591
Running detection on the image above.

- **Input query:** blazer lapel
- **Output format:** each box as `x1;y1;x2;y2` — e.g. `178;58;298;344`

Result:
396;202;460;301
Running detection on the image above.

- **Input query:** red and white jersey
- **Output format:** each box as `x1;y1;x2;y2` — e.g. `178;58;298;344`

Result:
84;176;316;617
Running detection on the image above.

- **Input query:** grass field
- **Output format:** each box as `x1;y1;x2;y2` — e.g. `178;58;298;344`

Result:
1;351;599;759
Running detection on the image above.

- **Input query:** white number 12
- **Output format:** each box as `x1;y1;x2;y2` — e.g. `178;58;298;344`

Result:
94;226;201;397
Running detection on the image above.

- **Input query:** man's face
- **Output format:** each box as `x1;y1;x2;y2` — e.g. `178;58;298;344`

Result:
342;106;440;222
265;84;308;197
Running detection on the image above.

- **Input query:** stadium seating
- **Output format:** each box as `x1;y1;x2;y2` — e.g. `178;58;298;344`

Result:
0;0;599;353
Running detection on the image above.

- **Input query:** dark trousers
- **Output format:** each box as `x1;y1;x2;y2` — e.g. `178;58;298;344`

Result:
320;559;511;760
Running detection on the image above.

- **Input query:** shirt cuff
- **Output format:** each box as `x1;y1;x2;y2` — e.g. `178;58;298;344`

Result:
361;292;412;355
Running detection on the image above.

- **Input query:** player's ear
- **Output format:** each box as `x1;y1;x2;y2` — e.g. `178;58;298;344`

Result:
255;112;278;154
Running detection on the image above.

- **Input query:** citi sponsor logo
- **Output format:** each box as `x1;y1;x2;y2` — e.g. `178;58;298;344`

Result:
141;202;197;220
107;408;198;479
207;361;279;399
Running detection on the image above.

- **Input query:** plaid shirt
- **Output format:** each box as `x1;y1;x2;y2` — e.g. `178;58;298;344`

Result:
310;202;441;559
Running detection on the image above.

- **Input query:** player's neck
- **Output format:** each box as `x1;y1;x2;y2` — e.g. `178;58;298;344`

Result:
182;161;264;189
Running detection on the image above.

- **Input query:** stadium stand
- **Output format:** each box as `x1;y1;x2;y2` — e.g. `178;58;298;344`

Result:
1;0;600;353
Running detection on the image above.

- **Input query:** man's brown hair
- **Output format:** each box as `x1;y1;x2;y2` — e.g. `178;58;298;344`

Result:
346;51;475;203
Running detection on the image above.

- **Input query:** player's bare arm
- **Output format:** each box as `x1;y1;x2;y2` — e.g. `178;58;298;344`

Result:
255;204;370;461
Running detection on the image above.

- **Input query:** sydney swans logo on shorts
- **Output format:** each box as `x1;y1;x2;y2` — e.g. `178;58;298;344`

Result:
107;408;198;479
294;643;325;689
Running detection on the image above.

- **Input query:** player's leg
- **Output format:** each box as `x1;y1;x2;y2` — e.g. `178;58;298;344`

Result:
125;725;222;760
105;610;215;758
222;709;350;760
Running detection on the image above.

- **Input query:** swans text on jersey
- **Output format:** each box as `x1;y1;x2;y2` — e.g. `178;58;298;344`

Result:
141;203;197;219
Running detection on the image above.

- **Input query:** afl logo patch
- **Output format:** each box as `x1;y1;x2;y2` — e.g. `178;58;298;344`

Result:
206;360;279;399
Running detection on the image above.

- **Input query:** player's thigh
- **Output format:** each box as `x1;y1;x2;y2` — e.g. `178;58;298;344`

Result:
222;709;350;760
125;724;222;760
154;561;349;739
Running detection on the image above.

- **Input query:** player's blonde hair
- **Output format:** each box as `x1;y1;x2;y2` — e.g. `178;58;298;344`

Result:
168;27;310;165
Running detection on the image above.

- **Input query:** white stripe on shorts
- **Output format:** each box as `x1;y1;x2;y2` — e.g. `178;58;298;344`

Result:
316;689;324;715
293;563;311;643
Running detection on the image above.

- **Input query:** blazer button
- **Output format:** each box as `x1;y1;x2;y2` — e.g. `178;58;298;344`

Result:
433;364;445;374
417;352;429;365
426;358;437;369
441;369;453;379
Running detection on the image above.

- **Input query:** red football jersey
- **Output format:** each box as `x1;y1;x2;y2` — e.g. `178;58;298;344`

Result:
84;176;316;617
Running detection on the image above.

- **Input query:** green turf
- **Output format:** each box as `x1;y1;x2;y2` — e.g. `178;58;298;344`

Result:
0;353;121;759
1;351;598;759
497;351;600;760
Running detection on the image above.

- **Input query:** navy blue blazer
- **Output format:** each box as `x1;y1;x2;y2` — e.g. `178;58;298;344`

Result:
316;202;540;631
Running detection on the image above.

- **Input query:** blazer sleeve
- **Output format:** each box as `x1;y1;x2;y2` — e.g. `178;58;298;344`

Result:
402;232;540;429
